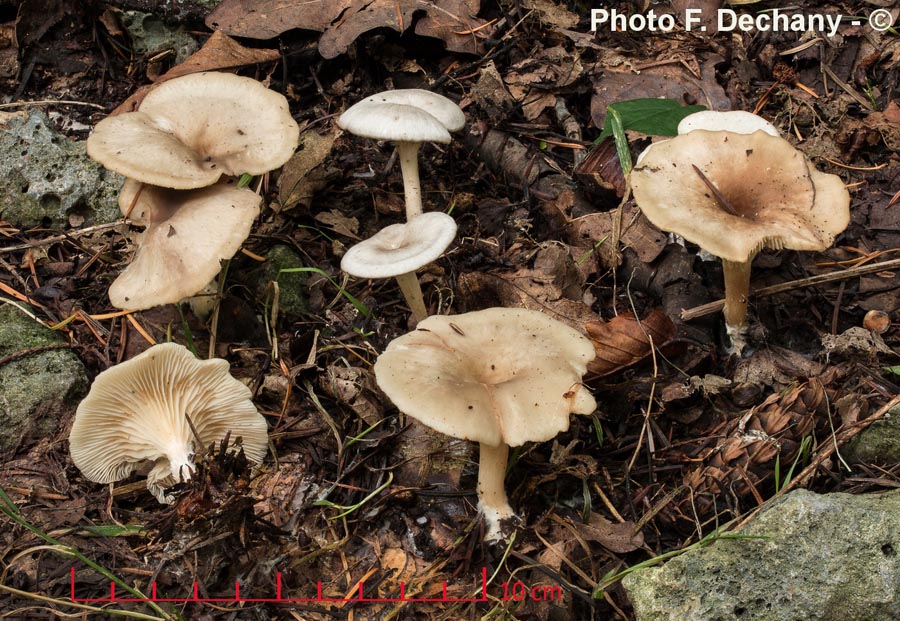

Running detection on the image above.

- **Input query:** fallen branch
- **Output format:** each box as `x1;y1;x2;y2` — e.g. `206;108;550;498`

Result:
681;257;900;321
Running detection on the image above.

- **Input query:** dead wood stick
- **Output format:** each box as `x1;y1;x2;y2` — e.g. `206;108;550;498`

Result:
0;222;126;254
681;257;900;321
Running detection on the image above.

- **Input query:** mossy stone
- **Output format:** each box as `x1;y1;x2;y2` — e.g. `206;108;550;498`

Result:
262;245;309;322
0;304;88;453
842;405;900;464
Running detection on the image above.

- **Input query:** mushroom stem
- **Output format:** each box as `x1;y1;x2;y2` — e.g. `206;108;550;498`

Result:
394;270;428;323
721;259;752;354
397;141;424;220
477;441;515;541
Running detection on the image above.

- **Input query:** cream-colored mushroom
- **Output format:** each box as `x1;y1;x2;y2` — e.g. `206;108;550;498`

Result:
341;211;457;322
631;128;850;353
109;179;261;310
374;308;596;541
87;72;299;189
337;89;465;219
69;342;268;503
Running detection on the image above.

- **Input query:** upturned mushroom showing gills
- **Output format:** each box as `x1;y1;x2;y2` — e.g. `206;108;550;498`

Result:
337;89;465;220
69;342;268;503
109;179;261;310
630;126;850;354
341;211;457;322
374;308;596;541
87;72;299;189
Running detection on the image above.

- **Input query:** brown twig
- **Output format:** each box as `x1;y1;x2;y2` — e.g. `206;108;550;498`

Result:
0;343;72;367
680;257;900;321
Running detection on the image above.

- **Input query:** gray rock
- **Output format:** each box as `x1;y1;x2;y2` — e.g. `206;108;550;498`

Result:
121;11;199;64
623;489;900;621
843;405;900;464
0;304;88;453
0;112;122;228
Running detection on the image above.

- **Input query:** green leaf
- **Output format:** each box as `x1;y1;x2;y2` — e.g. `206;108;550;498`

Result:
598;98;707;140
607;106;633;177
884;365;900;377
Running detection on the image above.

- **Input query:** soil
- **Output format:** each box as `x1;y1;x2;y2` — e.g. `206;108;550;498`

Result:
1;1;898;620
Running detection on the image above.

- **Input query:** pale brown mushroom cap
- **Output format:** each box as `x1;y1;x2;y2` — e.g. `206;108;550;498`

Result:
69;342;268;502
87;72;299;189
374;308;597;448
109;179;260;310
631;130;850;263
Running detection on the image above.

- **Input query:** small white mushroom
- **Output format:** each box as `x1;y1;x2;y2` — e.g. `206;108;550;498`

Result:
374;308;597;541
109;179;261;311
69;342;268;503
87;72;299;189
337;89;465;219
341;211;457;322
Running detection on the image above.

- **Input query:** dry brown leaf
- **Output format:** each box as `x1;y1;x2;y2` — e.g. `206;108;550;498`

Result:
112;31;281;114
575;513;644;554
522;0;579;29
505;46;583;120
585;310;675;376
279;128;338;212
574;136;626;197
207;0;490;59
590;54;731;128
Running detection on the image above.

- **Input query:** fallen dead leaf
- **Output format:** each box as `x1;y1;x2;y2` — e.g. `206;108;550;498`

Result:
279;128;339;212
207;0;491;59
821;326;895;357
574;513;644;554
112;31;281;114
585;311;676;376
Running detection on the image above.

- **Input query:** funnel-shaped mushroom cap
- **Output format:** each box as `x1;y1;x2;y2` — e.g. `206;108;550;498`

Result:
87;72;299;189
69;342;268;503
677;110;779;137
631;130;850;263
337;89;465;143
375;308;597;448
109;179;261;310
341;212;457;279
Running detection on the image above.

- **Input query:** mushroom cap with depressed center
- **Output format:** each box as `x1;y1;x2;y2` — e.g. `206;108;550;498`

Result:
87;72;299;189
677;110;780;137
374;308;597;448
340;212;457;279
337;89;465;143
109;179;260;310
69;342;268;502
631;129;850;263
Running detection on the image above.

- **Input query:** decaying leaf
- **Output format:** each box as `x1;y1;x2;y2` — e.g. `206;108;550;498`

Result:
505;46;583;120
113;31;281;114
207;0;491;59
457;243;601;332
278;128;339;212
585;310;676;376
821;326;894;357
575;513;644;554
574;136;627;197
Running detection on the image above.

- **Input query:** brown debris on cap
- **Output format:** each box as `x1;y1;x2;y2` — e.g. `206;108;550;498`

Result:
631;130;850;264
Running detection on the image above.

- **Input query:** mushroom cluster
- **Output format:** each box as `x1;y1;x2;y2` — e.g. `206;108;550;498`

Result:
374;308;597;541
337;89;465;322
88;72;300;310
630;110;850;353
69;343;268;503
